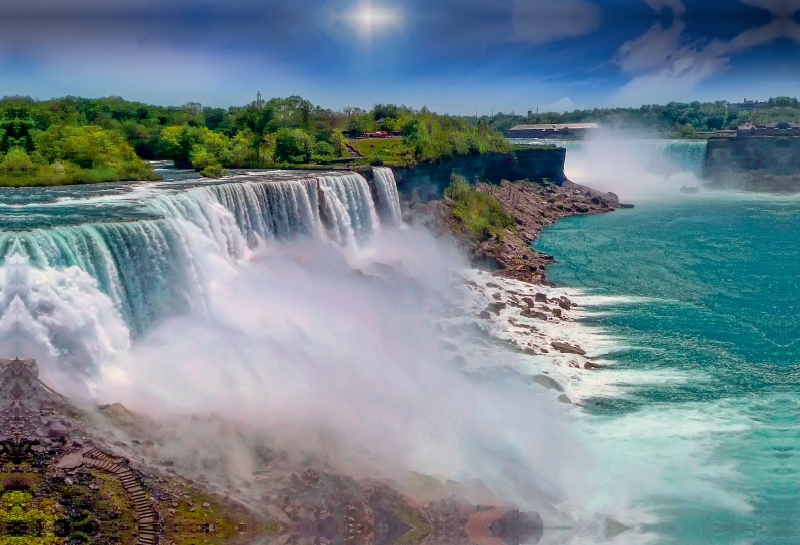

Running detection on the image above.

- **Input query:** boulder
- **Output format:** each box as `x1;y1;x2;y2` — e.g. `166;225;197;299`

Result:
531;374;564;392
521;308;548;320
551;342;586;355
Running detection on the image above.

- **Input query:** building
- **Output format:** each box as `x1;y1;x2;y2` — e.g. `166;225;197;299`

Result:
507;123;600;139
736;99;763;110
736;122;800;137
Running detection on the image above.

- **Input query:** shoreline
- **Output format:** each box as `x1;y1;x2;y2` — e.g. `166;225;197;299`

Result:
412;178;623;285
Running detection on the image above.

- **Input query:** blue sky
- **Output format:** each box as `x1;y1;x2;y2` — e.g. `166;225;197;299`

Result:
0;0;798;112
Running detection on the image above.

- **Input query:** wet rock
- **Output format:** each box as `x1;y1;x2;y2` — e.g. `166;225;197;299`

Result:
534;293;547;302
551;308;562;318
557;394;572;404
486;302;507;315
521;308;548;320
530;375;564;392
584;362;604;370
478;310;491;319
488;509;544;545
551;342;586;355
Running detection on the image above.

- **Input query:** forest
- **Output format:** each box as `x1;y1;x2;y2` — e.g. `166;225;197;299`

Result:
3;94;796;186
0;95;509;185
488;97;800;137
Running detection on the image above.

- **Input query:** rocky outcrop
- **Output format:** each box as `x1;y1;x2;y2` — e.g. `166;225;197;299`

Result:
413;179;617;284
375;147;568;202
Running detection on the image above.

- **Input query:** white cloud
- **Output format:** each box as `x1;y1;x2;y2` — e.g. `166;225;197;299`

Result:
739;0;800;17
611;0;800;104
509;0;601;44
543;97;576;112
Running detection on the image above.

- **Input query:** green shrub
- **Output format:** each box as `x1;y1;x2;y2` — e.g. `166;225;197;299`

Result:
201;164;226;178
444;175;515;240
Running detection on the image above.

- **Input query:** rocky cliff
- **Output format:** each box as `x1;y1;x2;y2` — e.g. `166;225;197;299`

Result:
412;179;620;285
369;147;567;202
704;137;800;191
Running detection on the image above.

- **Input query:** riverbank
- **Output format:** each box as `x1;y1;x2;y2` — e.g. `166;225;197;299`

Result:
411;177;622;284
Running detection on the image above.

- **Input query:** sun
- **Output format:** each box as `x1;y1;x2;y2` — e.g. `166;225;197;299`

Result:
348;1;400;36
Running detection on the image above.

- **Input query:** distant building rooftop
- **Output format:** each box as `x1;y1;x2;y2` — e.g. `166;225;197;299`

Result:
507;123;600;139
509;123;600;131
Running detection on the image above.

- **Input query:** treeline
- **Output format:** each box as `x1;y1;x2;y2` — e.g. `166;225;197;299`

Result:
0;95;510;183
487;98;800;138
0;100;157;186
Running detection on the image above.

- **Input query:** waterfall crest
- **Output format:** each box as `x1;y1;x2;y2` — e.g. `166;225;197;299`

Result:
0;171;402;359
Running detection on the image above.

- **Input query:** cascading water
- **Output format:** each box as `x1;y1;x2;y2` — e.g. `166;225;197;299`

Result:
0;169;401;370
372;167;403;226
510;137;708;177
510;136;709;198
660;140;707;174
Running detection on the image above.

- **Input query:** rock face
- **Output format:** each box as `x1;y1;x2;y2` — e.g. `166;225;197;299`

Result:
413;179;617;284
380;147;568;202
704;137;800;191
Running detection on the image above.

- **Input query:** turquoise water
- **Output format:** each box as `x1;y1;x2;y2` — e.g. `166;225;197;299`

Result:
535;195;800;543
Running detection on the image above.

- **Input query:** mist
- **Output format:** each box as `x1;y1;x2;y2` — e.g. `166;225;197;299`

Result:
562;128;707;200
90;225;595;507
0;175;597;517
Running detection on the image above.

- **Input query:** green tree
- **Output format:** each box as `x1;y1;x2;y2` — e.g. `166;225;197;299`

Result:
274;128;313;163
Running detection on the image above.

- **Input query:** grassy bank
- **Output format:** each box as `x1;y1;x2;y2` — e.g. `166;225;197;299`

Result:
444;175;515;239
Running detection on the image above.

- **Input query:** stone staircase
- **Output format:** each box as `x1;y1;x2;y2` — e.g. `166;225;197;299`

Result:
82;447;160;545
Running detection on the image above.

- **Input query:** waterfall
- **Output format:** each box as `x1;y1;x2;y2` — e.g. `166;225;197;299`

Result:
660;140;708;175
372;167;403;226
0;171;402;365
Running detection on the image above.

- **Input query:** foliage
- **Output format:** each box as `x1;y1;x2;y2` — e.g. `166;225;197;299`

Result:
490;97;800;138
0;113;158;186
0;490;64;545
0;93;512;182
201;163;226;178
444;174;515;240
274;128;312;163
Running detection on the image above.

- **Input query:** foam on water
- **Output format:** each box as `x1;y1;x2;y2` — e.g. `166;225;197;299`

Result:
533;195;800;543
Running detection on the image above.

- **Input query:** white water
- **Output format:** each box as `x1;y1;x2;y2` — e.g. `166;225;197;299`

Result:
0;168;617;525
511;134;709;200
0;165;709;540
372;166;403;226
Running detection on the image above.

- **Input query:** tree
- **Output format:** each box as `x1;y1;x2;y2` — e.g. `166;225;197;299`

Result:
274;128;312;163
233;106;275;165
